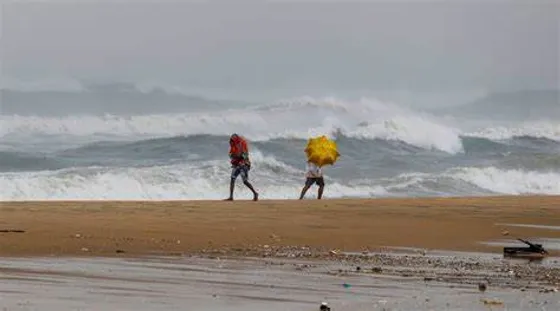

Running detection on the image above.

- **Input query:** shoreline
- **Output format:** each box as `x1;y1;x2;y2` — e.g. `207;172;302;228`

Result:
1;195;559;258
4;194;560;204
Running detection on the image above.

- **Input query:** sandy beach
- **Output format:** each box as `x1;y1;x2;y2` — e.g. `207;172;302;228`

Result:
1;196;560;310
1;196;559;257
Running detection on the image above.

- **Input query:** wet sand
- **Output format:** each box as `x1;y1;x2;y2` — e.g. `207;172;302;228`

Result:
0;254;559;311
1;196;559;257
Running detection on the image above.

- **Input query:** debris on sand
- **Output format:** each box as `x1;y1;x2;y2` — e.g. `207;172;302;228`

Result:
478;282;487;292
503;238;548;259
371;266;383;273
539;287;558;293
0;229;25;233
481;298;503;306
329;249;340;256
269;233;281;242
193;244;560;288
319;302;331;311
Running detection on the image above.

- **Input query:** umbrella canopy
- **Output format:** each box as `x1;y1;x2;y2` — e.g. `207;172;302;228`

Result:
304;135;340;167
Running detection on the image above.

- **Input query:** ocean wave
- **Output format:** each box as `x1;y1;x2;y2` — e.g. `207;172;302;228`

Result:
0;97;466;154
498;154;560;171
463;122;560;142
351;166;560;196
460;135;560;155
0;151;64;172
0;150;386;200
449;167;560;195
1;159;558;200
2;131;559;175
2;97;558;156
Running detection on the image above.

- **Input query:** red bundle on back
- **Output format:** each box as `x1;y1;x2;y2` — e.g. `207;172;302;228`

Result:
229;134;249;165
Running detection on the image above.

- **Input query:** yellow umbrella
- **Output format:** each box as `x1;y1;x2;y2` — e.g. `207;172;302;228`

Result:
304;135;340;167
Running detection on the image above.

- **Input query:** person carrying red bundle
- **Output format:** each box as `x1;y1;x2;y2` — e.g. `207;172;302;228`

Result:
225;133;259;201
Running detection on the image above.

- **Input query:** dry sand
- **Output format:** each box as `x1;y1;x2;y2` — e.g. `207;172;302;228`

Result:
1;196;559;257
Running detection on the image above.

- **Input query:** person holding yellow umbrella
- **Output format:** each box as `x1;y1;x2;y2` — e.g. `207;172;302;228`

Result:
299;135;340;200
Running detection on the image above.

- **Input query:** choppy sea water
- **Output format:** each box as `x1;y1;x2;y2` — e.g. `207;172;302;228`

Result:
1;87;559;200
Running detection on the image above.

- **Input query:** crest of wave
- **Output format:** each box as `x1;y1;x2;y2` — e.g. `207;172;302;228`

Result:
347;115;463;153
464;121;560;141
267;97;464;154
451;167;560;195
1;96;464;153
349;166;560;196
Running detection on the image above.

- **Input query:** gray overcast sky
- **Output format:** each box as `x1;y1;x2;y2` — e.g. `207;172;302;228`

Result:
2;0;559;93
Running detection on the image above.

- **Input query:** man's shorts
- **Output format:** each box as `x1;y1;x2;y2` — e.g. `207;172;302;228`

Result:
305;176;325;187
231;164;250;182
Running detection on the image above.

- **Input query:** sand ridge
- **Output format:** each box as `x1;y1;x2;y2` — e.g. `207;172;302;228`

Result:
0;196;559;257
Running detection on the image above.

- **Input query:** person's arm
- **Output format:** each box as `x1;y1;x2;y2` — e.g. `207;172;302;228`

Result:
241;140;249;159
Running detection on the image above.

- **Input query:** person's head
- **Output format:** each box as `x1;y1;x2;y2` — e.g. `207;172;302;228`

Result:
230;133;239;145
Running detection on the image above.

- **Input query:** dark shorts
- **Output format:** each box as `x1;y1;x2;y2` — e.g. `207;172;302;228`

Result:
231;164;250;182
305;177;325;187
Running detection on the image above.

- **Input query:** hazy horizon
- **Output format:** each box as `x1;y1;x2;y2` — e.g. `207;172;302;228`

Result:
2;0;558;102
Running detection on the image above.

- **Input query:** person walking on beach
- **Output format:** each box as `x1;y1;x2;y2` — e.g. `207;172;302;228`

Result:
225;133;259;201
299;161;325;200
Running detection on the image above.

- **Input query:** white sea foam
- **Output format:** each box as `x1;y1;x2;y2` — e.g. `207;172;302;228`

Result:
0;97;465;153
449;166;560;195
464;121;560;142
348;166;560;197
2;160;558;200
0;148;386;201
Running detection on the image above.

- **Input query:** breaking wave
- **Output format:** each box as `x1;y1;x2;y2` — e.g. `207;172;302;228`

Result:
5;97;557;155
2;160;557;201
2;95;558;200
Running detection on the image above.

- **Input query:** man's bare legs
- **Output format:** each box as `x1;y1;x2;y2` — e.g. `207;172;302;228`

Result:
226;169;259;201
299;184;311;200
299;180;325;200
317;184;324;199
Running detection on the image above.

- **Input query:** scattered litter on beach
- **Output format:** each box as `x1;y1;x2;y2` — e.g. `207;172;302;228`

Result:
503;238;548;260
481;298;504;306
0;229;25;233
269;233;281;242
329;249;340;256
0;253;558;311
539;287;558;293
371;266;383;273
